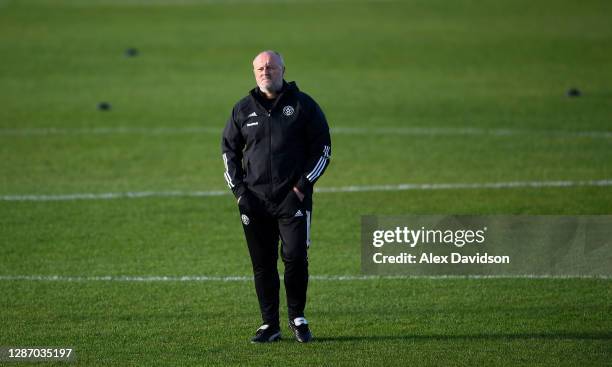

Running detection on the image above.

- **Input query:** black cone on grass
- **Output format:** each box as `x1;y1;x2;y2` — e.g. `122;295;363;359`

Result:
566;88;581;97
97;102;111;111
125;48;139;57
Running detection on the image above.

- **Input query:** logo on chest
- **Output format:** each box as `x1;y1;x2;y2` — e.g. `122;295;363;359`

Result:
282;105;295;116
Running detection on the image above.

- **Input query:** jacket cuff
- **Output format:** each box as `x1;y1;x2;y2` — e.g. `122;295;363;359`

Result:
295;176;313;196
232;184;247;199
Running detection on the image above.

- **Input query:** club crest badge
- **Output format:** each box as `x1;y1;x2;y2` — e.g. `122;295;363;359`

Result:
282;105;294;116
241;214;250;225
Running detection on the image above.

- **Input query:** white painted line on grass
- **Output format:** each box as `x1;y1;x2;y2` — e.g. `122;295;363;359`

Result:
2;179;611;202
0;274;609;282
1;126;611;138
315;179;612;193
0;190;229;202
332;126;612;139
0;127;220;136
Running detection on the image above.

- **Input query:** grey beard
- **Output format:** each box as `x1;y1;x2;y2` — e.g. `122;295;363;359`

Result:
259;80;283;95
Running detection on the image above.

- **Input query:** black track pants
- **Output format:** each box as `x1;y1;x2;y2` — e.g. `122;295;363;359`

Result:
240;201;310;327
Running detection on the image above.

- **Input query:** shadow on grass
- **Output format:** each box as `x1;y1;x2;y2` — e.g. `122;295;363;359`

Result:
314;332;612;343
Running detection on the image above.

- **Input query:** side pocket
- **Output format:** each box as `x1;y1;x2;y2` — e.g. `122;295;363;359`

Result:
281;190;303;218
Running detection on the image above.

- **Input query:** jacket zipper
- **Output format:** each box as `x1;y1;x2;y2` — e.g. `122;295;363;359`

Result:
267;90;287;199
251;89;288;200
267;110;273;198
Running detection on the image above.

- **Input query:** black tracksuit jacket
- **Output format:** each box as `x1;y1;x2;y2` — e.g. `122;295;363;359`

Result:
221;81;331;207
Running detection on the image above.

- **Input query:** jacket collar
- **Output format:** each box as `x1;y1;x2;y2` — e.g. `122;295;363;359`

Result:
249;80;299;111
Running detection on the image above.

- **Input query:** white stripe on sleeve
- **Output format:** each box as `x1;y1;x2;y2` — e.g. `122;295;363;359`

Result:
306;157;325;181
306;145;331;182
222;153;235;188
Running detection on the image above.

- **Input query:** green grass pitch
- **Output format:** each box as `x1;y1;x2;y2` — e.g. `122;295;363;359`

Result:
1;0;611;365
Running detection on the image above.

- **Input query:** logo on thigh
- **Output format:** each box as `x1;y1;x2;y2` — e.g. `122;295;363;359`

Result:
241;214;250;225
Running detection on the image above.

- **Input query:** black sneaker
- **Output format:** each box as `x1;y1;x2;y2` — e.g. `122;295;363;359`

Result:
288;317;312;343
251;324;281;343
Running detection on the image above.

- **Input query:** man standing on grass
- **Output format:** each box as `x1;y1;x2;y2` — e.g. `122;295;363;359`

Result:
221;50;331;343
